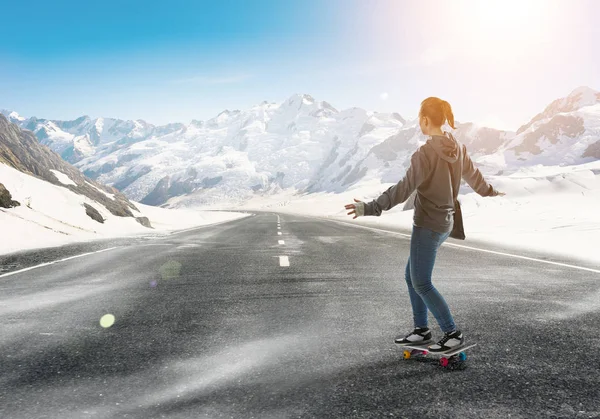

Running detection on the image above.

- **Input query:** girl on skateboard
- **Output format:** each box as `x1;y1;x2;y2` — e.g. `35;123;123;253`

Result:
345;97;504;353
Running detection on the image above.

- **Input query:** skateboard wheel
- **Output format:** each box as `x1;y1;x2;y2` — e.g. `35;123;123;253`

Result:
440;357;449;367
403;350;411;359
459;352;467;361
422;350;428;355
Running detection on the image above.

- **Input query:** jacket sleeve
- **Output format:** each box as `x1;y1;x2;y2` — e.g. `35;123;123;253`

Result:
363;149;430;216
461;145;498;197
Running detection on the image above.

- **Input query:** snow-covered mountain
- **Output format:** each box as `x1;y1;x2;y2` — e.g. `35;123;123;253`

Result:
499;87;600;167
516;86;600;134
0;110;26;124
3;95;410;207
0;110;185;164
3;87;598;208
0;113;152;226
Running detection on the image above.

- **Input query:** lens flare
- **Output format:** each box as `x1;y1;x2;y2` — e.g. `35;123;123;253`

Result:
100;314;115;328
160;260;182;280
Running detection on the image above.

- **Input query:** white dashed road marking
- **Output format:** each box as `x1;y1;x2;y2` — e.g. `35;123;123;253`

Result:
278;232;282;235
279;256;290;267
278;240;284;245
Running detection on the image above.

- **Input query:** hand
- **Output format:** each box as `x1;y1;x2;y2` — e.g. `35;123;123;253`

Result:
344;198;362;219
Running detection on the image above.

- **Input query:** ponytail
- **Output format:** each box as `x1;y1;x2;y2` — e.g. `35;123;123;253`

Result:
420;97;456;130
442;100;456;129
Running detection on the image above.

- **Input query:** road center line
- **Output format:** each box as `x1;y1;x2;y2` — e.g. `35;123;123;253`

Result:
278;232;282;235
279;256;290;267
278;240;285;245
0;247;121;279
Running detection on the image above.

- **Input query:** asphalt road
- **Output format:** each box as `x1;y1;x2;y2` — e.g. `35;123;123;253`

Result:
1;212;599;419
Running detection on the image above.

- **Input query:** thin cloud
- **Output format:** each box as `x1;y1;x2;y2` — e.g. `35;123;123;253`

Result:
171;74;252;85
347;49;453;78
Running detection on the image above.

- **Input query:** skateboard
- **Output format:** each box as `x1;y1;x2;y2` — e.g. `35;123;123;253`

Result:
397;342;477;368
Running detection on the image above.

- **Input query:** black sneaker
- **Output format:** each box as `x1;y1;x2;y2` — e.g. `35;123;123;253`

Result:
428;330;464;353
394;327;432;345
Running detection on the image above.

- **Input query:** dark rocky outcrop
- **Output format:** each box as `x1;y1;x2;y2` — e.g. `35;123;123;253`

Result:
83;161;117;179
135;216;153;228
305;136;341;192
141;172;217;206
201;176;222;188
141;175;171;206
112;166;151;190
168;177;196;197
358;122;376;137
61;145;88;164
583;140;600;159
84;203;104;223
0;183;20;208
392;112;406;124
0;114;137;217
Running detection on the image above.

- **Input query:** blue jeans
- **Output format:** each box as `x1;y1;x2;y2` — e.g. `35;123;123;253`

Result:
404;225;456;333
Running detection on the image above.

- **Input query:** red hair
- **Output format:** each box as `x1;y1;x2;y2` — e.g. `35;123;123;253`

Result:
419;97;456;129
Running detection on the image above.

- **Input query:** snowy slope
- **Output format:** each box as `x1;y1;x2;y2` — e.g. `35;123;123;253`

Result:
0;163;249;255
0;113;250;255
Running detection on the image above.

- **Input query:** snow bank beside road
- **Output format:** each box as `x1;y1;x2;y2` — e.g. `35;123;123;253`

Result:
0;164;249;255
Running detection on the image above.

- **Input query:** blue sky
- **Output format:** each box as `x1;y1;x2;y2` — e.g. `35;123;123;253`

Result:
1;0;598;130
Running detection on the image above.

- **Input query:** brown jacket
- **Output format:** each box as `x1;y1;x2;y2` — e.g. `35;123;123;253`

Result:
363;132;499;233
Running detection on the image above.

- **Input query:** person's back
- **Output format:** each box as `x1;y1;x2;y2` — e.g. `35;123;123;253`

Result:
345;96;504;353
414;130;503;234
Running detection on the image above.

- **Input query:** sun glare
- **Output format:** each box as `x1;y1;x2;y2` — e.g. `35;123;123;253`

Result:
457;0;554;44
472;0;541;29
377;0;562;64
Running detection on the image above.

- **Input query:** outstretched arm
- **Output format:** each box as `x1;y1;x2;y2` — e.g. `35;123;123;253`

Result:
360;149;430;217
462;145;501;197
